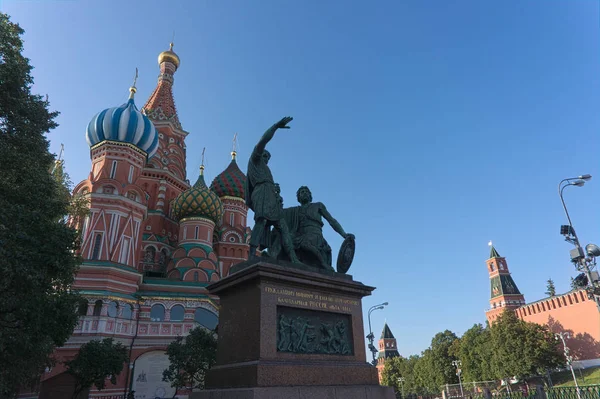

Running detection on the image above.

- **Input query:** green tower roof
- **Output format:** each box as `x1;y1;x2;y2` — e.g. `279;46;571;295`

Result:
489;245;501;259
380;322;395;339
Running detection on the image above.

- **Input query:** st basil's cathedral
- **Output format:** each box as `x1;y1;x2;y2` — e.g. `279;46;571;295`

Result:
32;44;251;399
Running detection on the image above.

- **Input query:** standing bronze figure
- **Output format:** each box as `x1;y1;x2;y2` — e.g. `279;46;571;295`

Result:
246;117;299;263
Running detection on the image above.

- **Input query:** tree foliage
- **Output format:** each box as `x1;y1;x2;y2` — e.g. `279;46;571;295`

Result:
382;315;563;395
0;12;82;397
51;159;90;238
381;331;459;395
546;279;556;297
382;355;433;397
490;311;563;381
65;338;129;399
163;327;218;391
454;324;494;382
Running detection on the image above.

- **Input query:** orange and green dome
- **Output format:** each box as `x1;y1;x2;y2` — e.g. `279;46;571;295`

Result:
210;152;246;199
171;167;223;224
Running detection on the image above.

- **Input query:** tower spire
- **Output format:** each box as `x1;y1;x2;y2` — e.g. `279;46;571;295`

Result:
142;43;182;129
231;133;238;160
129;68;138;100
489;240;501;259
200;147;206;176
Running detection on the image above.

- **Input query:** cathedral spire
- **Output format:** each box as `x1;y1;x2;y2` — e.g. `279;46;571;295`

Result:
142;43;182;129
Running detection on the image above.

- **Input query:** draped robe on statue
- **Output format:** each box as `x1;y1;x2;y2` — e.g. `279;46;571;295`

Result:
268;204;333;268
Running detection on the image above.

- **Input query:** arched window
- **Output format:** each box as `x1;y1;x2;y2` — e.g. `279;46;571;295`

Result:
93;300;103;316
150;304;165;321
107;301;119;317
127;191;138;201
144;247;156;263
194;308;218;330
159;249;169;271
91;233;102;260
122;304;133;320
78;299;89;316
170;305;185;321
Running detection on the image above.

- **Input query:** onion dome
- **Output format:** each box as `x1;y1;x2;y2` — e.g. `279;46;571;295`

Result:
172;166;224;224
85;76;159;158
158;42;180;70
210;151;246;199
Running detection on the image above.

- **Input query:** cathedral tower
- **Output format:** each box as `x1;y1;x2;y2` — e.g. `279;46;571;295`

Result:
170;163;224;283
210;147;251;276
74;75;156;289
138;43;189;276
485;244;526;324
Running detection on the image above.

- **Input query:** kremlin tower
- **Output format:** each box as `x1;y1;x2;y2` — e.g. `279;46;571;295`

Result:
376;323;400;382
35;44;251;399
484;244;526;324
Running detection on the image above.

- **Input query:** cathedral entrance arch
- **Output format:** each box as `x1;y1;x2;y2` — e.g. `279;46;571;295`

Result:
131;351;175;399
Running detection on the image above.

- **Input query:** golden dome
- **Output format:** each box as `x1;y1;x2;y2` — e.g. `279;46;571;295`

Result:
158;43;180;69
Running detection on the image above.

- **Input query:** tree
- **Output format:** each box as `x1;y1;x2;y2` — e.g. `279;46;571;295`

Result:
490;311;563;382
429;330;459;387
546;279;556;297
402;331;458;395
163;327;217;392
381;356;405;395
455;324;494;382
381;355;431;397
51;157;90;239
65;338;129;399
412;349;440;394
0;12;82;397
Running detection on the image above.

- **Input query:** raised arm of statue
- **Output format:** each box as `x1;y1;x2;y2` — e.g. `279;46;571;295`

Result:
319;203;352;239
252;116;293;161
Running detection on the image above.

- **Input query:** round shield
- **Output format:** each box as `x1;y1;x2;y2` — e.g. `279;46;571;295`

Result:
336;235;355;274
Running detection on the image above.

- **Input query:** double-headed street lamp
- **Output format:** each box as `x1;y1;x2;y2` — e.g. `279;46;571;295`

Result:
451;360;464;397
558;175;600;311
555;332;581;399
366;302;388;366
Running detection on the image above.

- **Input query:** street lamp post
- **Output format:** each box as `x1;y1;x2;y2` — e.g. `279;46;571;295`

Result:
366;302;388;366
555;332;581;399
398;376;405;399
558;175;600;312
452;360;464;398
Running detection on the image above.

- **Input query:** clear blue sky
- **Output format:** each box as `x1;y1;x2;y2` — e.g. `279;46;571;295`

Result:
4;0;600;357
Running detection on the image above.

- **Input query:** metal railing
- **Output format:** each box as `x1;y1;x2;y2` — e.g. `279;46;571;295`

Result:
547;386;600;399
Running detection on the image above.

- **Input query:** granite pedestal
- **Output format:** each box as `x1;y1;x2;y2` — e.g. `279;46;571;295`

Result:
191;260;395;399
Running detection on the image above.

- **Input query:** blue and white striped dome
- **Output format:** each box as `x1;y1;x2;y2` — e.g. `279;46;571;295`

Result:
86;92;159;158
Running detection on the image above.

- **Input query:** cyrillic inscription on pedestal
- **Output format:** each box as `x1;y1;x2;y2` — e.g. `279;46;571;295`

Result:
264;285;360;313
276;306;353;355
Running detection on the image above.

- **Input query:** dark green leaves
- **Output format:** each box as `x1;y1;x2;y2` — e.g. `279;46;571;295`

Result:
162;327;217;391
65;338;129;398
0;12;81;398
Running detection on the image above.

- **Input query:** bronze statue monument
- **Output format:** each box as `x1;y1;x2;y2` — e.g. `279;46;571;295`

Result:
245;117;299;264
281;186;353;271
245;117;355;273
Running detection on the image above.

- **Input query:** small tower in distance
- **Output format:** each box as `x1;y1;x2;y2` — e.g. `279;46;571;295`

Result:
485;242;526;325
376;322;400;383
